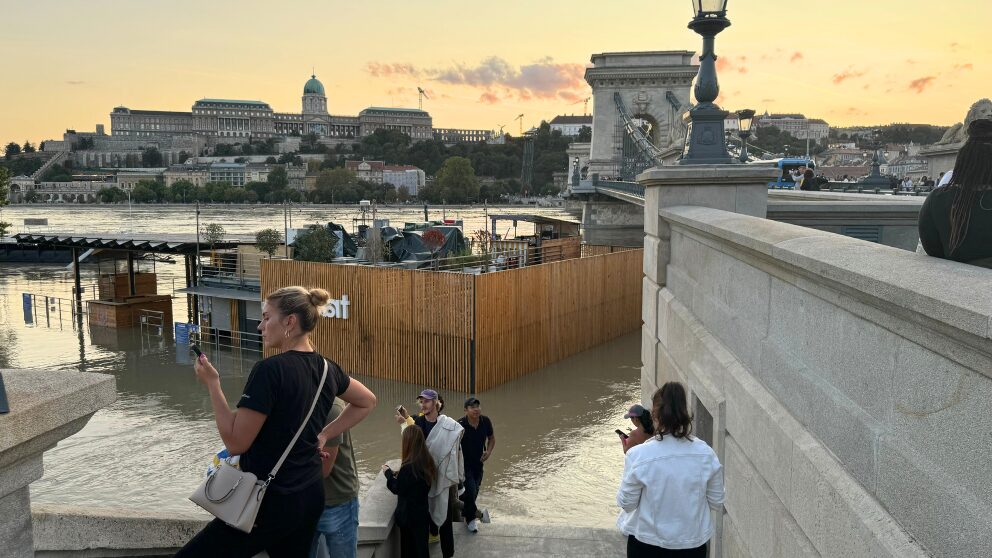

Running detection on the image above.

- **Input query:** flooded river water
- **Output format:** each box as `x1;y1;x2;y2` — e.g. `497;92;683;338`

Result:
0;205;641;527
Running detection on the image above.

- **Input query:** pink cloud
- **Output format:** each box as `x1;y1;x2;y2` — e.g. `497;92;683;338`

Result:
366;62;420;78
479;92;500;105
908;76;936;93
790;52;803;63
832;68;866;84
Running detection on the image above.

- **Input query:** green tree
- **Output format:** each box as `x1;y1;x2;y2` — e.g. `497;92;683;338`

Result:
141;147;163;167
267;166;288;190
41;163;73;182
4;142;21;159
169;180;197;203
292;224;338;263
577;126;592;142
22;141;36;153
300;133;326;154
431;156;478;203
131;183;157;203
24;190;41;203
97;186;127;203
314;167;358;203
201;223;226;252
245;180;270;201
214;144;235;157
0;167;11;237
397;185;412;202
254;228;282;257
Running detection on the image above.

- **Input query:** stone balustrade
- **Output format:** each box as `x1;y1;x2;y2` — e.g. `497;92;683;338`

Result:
0;369;117;558
639;165;991;557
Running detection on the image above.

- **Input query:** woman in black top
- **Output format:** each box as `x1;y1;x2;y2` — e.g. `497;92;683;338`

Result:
384;426;437;558
919;119;992;267
177;286;377;558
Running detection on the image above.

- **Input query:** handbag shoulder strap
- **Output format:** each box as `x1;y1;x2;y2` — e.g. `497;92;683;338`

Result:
265;358;328;484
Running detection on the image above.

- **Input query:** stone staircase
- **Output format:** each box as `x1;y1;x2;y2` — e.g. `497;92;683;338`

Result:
30;150;69;181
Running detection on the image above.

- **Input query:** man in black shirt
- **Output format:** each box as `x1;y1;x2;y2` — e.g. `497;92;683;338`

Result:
458;397;494;533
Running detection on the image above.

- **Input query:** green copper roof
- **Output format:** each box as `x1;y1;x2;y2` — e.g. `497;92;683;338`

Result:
304;75;325;96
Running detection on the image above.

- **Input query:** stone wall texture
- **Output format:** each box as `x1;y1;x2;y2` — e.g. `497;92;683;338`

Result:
643;204;992;557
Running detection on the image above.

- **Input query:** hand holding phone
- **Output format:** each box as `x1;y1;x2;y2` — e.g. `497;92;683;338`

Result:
396;405;408;418
615;429;629;439
191;345;203;358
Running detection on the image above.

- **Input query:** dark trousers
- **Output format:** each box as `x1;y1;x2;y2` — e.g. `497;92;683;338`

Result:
176;479;324;558
461;466;484;522
428;485;456;558
627;535;707;558
398;523;429;558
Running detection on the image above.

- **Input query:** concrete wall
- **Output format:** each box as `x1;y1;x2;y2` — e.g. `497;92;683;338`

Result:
578;199;645;247
641;201;992;557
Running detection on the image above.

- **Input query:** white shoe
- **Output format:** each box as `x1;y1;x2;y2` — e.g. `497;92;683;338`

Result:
481;509;491;524
467;519;479;532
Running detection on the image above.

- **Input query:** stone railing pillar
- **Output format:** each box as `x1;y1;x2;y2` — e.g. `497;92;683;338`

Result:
638;166;778;287
0;369;116;558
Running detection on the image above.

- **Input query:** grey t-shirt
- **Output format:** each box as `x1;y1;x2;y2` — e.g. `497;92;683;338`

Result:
322;398;359;506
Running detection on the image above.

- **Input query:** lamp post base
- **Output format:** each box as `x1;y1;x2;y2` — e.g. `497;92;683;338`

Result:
680;105;735;165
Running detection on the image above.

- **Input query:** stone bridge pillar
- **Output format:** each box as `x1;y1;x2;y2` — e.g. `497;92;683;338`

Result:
585;51;698;177
0;370;116;557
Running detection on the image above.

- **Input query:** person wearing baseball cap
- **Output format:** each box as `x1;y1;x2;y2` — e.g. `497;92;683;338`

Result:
618;403;654;453
457;397;494;532
393;388;462;558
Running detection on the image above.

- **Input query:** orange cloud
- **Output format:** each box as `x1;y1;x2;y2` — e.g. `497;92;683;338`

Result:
715;56;747;74
790;52;803;62
366;62;420;78
908;76;936;93
832;68;866;84
479;92;500;105
366;56;590;102
953;63;973;71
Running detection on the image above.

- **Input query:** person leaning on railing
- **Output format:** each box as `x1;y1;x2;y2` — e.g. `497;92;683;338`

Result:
919;119;992;268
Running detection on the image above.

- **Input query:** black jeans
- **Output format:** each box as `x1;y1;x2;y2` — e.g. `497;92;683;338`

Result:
461;466;484;522
627;535;707;558
176;479;324;558
399;523;430;558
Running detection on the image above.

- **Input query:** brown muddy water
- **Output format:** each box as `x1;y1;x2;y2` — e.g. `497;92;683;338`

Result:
1;205;642;528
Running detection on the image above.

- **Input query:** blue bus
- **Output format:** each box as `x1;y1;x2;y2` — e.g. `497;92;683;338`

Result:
750;158;816;189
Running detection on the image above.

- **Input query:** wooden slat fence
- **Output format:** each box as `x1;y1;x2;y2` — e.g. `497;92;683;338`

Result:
260;248;643;393
261;260;475;391
473;249;642;391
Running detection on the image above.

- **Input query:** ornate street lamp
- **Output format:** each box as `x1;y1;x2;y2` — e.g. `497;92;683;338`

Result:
859;128;889;188
736;109;755;163
680;0;734;165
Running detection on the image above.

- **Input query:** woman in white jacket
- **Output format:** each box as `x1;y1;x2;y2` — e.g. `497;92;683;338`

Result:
616;382;725;557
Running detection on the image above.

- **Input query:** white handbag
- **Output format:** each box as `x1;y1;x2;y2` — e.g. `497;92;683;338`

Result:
190;360;328;533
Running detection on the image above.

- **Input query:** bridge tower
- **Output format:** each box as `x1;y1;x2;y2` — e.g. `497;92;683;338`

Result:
584;51;698;177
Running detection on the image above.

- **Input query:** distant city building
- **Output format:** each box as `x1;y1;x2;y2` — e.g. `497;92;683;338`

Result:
107;74;483;147
163;162;304;190
549;115;593;137
433;128;494;144
346;160;385;183
755;112;829;141
383;165;425;195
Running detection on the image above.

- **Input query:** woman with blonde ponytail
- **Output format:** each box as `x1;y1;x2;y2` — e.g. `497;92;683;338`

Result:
178;286;376;557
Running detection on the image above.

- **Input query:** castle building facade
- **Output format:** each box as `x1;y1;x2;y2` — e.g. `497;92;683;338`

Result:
109;75;480;145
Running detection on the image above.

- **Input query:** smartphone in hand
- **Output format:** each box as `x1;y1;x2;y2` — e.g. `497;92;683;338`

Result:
396;405;409;419
191;345;203;358
615;429;629;439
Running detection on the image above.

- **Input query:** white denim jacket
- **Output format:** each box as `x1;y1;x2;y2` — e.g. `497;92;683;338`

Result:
616;435;725;550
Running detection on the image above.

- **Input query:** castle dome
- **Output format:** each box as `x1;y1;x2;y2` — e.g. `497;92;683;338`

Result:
303;74;325;96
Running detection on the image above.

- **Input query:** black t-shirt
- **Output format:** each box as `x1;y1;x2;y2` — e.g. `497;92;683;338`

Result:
919;186;992;264
458;415;494;470
413;414;437;440
237;350;350;495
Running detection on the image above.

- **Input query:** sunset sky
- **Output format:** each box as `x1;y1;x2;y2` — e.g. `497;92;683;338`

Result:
1;0;989;144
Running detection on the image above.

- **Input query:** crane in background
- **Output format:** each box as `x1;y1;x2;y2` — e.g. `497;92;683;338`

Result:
417;87;429;110
497;124;506;136
514;114;524;136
